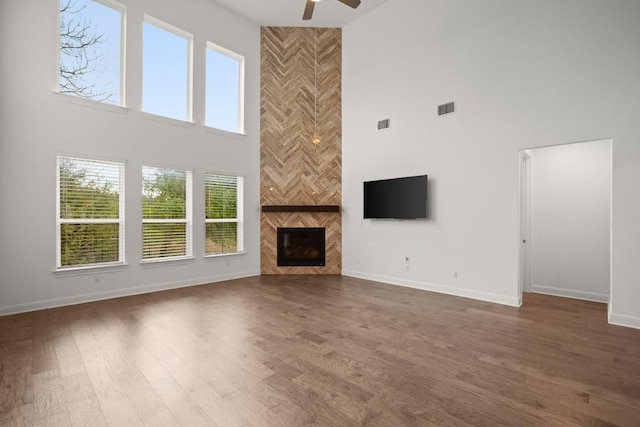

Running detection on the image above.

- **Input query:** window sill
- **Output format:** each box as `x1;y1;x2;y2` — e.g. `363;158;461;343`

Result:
204;126;246;140
141;112;196;128
140;256;196;267
54;263;129;277
204;251;246;261
54;91;128;114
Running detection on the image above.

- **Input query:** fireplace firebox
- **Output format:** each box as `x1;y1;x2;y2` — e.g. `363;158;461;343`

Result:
277;227;326;267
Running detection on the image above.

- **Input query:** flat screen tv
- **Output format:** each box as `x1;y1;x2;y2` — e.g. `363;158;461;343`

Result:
363;175;428;219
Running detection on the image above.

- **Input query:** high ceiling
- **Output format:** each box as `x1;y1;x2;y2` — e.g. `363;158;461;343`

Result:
211;0;390;28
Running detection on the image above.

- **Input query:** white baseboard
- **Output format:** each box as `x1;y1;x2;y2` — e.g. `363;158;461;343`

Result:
342;270;521;307
531;284;609;303
609;312;640;330
0;270;260;316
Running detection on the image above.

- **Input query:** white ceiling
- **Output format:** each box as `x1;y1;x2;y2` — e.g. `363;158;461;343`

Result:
211;0;390;28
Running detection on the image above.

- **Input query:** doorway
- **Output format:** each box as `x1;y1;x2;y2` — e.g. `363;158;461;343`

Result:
518;139;612;304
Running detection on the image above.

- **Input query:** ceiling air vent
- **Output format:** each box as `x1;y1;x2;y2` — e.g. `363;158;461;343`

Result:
438;101;455;116
377;118;391;130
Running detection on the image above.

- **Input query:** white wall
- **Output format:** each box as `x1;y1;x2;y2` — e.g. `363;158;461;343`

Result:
342;0;640;328
0;0;261;314
529;140;610;302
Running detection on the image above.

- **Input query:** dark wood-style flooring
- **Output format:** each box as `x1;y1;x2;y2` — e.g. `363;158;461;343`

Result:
1;275;640;426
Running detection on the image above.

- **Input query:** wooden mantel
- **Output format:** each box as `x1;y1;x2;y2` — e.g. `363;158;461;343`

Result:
261;205;340;213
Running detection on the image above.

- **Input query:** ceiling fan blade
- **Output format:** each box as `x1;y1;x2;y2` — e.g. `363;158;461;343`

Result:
337;0;361;9
303;0;315;20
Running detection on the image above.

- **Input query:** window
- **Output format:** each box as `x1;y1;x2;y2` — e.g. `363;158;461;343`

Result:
206;43;244;133
205;173;244;255
143;16;192;121
142;166;193;260
58;0;125;105
56;156;125;269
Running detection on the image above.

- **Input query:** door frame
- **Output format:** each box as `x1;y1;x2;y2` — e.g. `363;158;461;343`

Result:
518;150;532;301
517;139;613;307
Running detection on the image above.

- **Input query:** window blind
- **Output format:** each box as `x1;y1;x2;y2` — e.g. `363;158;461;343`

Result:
142;166;192;260
205;173;244;255
56;156;125;268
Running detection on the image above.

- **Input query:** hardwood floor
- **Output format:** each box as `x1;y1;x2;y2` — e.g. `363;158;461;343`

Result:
1;275;640;426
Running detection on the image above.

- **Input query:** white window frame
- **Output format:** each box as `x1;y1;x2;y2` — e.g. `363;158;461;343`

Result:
205;42;245;135
204;173;244;256
142;15;194;122
141;165;193;262
56;155;126;270
57;0;127;107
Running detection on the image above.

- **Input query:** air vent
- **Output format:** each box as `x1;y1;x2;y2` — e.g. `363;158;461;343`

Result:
377;118;391;130
438;101;455;116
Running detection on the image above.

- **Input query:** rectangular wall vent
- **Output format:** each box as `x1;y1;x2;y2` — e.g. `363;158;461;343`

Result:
377;118;391;130
438;101;455;116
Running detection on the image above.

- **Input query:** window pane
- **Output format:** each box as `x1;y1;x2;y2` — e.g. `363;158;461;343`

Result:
205;174;237;220
143;223;186;259
57;155;124;269
206;46;242;133
142;167;186;219
205;173;242;255
206;223;237;254
59;157;120;219
60;223;119;266
143;21;189;120
141;165;192;260
59;0;122;104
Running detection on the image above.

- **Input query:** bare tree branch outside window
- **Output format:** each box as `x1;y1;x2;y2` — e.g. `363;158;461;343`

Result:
59;0;116;102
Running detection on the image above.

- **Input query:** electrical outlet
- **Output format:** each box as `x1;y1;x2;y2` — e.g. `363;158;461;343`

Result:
226;260;231;267
356;259;360;265
94;275;100;283
405;257;410;264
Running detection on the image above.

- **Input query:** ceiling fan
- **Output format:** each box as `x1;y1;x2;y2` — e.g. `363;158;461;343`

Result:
303;0;362;21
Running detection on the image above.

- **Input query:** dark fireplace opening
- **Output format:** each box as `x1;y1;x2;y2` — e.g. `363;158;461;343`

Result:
277;227;326;267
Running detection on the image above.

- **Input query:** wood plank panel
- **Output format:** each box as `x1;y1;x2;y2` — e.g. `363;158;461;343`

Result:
260;27;342;274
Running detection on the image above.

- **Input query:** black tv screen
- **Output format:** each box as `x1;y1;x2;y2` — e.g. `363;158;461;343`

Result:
363;175;428;219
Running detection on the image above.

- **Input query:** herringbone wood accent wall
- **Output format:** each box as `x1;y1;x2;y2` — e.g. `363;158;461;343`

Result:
260;27;342;275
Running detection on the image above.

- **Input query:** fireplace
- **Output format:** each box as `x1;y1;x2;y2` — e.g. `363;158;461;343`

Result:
277;227;326;267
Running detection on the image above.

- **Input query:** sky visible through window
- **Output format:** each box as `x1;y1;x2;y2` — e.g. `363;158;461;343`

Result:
206;48;241;133
60;0;242;131
59;0;121;103
142;21;189;121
